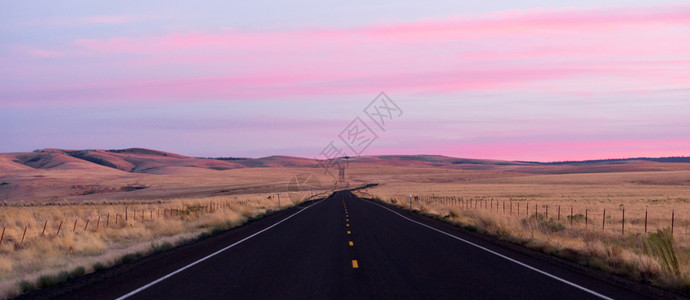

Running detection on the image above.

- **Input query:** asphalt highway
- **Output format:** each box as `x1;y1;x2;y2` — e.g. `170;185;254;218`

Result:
25;191;670;299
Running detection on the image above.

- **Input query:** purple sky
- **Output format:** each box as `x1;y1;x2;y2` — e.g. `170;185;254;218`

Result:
1;1;689;161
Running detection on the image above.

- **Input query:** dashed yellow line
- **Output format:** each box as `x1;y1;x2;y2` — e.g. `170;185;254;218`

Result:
347;231;351;234
352;260;359;268
349;241;354;246
346;224;349;227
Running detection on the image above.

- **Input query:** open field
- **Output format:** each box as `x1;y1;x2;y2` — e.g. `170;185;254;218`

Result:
351;169;690;290
0;190;329;298
3;148;690;296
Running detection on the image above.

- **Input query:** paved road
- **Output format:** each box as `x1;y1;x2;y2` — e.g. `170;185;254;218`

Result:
33;191;668;299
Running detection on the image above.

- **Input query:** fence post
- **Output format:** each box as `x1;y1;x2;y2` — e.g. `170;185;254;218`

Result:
106;212;110;228
545;206;548;219
84;216;90;232
558;205;560;221
527;203;529;217
0;222;5;246
570;206;573;225
41;218;48;236
672;210;675;235
73;216;78;232
56;219;63;236
21;223;28;245
602;209;606;231
585;209;588;227
644;210;648;233
125;206;128;221
96;215;101;232
621;209;625;235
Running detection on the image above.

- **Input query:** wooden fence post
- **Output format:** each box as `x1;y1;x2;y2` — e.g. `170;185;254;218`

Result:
95;215;101;232
84;216;90;232
621;209;625;235
0;222;5;246
602;209;606;231
21;223;28;245
73;216;78;232
585;209;588;227
558;205;561;221
41;218;48;236
672;210;675;235
644;210;648;233
56;219;63;236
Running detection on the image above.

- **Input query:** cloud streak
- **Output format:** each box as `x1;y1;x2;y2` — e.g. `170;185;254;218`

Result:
2;4;688;107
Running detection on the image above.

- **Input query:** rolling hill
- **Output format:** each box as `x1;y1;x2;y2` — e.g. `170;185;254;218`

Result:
1;148;689;204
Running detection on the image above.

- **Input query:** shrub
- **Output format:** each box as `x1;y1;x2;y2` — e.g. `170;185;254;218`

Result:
120;252;143;264
18;280;34;293
93;262;107;272
644;228;680;276
69;266;85;278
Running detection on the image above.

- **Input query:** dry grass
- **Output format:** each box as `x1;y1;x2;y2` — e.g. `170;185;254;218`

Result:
0;190;327;298
351;170;690;292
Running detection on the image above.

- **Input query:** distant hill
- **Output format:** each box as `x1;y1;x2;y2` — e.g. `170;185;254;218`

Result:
518;157;690;165
1;148;689;203
1;148;688;174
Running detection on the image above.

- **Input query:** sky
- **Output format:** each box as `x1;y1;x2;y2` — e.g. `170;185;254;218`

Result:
1;1;689;161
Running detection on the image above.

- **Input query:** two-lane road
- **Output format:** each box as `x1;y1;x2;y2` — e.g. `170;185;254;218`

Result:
35;191;666;299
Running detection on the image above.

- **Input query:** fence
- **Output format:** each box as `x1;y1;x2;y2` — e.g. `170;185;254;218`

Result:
0;195;288;251
405;195;690;244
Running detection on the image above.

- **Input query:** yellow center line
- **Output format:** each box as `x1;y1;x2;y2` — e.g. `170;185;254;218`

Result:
347;231;351;234
346;224;349;227
349;241;354;246
352;260;359;268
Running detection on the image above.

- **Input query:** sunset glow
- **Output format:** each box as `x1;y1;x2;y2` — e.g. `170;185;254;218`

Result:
2;1;689;161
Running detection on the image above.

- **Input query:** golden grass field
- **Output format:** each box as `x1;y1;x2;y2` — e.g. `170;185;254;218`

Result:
3;148;690;296
0;190;330;298
350;169;690;291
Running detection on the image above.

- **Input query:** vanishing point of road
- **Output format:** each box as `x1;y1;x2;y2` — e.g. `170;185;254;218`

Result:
26;191;673;299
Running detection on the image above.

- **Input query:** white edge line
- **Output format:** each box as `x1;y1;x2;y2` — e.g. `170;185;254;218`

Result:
117;198;326;299
360;198;614;300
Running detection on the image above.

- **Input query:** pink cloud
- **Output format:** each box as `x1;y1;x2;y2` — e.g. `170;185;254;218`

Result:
374;138;690;162
36;14;153;26
3;4;690;107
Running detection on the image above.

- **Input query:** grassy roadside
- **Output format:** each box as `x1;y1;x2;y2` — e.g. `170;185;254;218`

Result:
0;190;330;299
353;189;690;295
